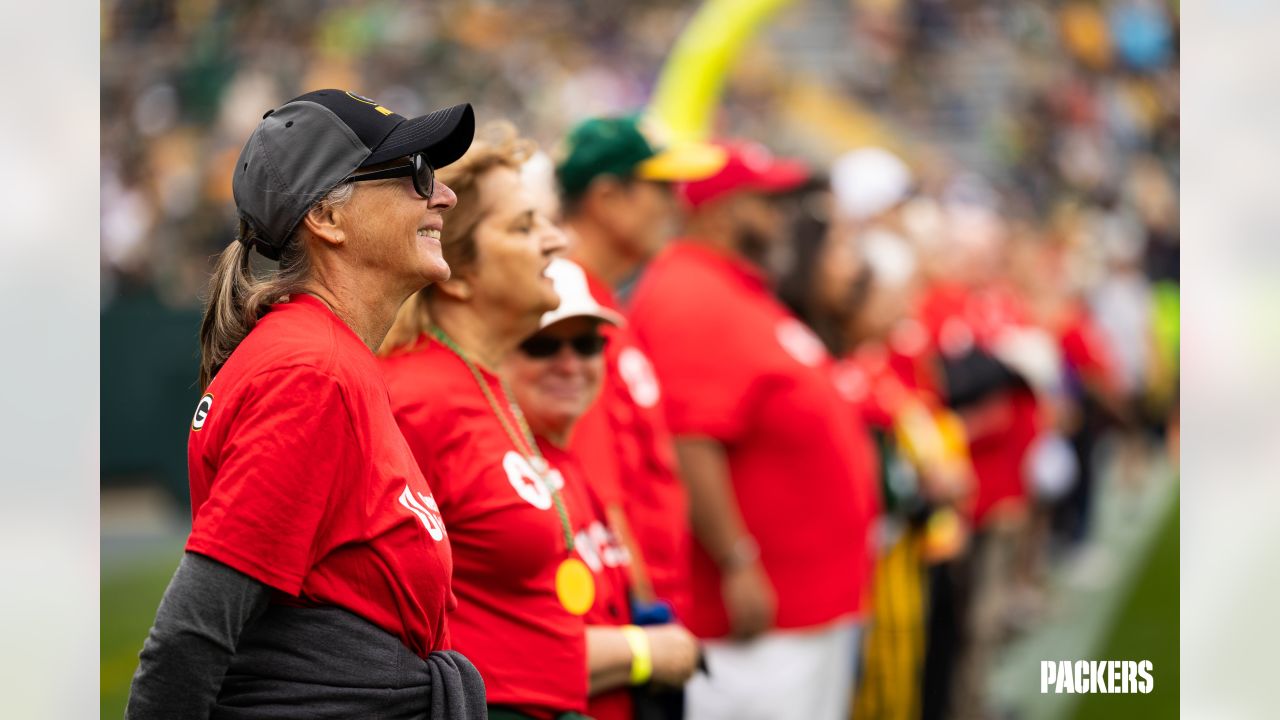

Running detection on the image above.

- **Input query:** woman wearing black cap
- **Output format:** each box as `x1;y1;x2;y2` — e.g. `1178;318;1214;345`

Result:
125;90;485;719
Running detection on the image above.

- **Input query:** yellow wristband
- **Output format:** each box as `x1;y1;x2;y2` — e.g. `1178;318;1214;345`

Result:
620;624;652;686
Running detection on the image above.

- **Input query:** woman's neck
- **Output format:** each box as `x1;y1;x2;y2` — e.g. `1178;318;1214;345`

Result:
298;277;404;352
538;425;570;449
429;299;536;372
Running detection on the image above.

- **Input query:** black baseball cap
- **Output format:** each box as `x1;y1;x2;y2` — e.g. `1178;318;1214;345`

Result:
233;89;475;259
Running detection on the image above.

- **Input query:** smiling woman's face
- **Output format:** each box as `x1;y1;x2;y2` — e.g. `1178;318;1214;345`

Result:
504;316;606;444
339;158;457;289
464;166;567;321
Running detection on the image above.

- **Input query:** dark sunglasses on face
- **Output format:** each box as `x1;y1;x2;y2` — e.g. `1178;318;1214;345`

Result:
345;152;435;199
518;333;609;359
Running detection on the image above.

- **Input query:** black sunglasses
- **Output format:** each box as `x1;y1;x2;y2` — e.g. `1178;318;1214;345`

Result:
518;333;609;359
345;152;435;199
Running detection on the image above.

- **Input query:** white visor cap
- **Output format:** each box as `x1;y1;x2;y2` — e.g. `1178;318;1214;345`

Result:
539;258;625;330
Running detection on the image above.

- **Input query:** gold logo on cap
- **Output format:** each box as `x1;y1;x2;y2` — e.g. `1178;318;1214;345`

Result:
346;91;394;116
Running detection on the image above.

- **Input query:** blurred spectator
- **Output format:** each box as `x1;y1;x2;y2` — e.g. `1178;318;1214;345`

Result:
629;142;877;720
554;114;727;626
503;258;703;720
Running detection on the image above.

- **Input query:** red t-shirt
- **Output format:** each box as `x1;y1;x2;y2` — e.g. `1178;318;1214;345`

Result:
381;339;588;717
826;356;884;617
831;331;944;429
916;281;1040;526
571;268;692;619
186;294;453;659
833;344;907;431
541;441;634;720
1056;301;1120;396
628;242;876;638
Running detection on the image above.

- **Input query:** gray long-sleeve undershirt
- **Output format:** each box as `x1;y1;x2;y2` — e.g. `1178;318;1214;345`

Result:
125;552;272;719
124;551;488;720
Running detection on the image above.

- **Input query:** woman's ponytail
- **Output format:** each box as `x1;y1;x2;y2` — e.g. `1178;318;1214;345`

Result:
197;215;317;389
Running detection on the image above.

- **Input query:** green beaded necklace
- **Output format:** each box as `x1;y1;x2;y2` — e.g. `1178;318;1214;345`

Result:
429;325;575;552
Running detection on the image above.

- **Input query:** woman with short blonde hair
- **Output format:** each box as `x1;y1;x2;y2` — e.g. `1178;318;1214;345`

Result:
381;123;699;719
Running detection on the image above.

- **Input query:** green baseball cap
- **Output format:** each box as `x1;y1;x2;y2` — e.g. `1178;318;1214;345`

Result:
555;114;727;199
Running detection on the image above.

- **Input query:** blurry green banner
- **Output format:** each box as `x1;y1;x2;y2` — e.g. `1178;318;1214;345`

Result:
101;293;202;504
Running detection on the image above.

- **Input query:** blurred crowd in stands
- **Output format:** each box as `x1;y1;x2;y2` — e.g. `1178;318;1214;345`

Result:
101;0;1177;310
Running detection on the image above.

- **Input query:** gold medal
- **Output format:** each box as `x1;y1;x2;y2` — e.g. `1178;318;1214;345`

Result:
555;557;596;616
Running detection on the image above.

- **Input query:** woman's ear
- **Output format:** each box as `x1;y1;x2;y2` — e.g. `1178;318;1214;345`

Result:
301;200;346;248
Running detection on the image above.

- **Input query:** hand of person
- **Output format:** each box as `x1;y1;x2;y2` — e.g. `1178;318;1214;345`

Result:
721;560;777;641
919;460;971;504
644;623;701;687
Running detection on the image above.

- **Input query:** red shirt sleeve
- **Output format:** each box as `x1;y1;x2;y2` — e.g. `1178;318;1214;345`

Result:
632;289;763;443
1060;308;1121;394
187;365;359;596
660;351;762;443
569;400;626;508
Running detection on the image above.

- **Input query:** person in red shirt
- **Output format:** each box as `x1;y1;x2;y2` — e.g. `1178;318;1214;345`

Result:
554;115;726;621
780;155;978;720
380;124;696;720
127;90;486;719
912;200;1053;719
628;142;877;720
505;257;704;720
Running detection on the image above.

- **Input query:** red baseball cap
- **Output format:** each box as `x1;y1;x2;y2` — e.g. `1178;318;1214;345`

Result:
676;140;810;209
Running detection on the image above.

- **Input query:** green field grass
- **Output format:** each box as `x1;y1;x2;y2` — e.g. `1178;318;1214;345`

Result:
101;552;181;719
101;500;1179;718
1071;498;1179;719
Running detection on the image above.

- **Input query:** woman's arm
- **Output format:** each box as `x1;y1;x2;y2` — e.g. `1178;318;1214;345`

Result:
125;552;273;719
586;623;700;695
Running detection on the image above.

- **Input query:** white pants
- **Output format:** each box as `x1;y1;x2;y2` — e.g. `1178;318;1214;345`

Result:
686;619;861;720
